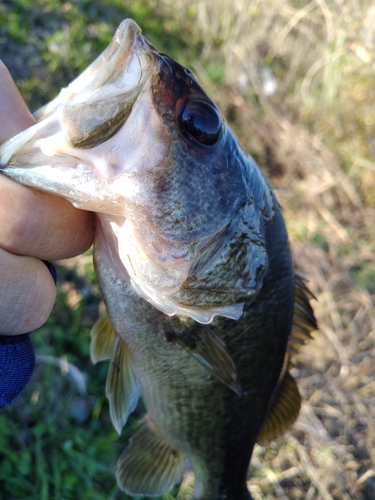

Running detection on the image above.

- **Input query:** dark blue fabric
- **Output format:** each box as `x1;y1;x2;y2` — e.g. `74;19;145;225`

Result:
0;261;56;409
0;333;35;408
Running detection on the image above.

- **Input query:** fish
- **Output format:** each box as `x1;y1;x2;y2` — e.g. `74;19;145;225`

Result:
0;19;317;499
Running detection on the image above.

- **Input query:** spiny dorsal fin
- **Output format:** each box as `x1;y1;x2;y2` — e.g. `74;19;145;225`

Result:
256;371;301;445
175;325;242;396
116;417;185;496
90;313;115;363
106;335;141;434
289;274;317;356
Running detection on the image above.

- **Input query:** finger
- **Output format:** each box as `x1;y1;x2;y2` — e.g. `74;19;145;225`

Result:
0;62;95;259
0;60;35;143
0;175;95;260
0;247;56;335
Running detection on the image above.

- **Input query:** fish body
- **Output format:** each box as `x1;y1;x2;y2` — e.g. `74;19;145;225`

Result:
94;206;293;500
0;20;316;499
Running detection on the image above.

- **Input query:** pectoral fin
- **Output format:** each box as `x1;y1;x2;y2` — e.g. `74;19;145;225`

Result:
106;335;141;434
90;313;115;363
116;418;185;495
175;325;242;396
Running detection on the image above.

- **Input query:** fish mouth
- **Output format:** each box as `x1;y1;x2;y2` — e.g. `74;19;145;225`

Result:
0;19;159;214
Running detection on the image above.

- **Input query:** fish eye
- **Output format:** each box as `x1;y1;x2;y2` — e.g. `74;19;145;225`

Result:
178;98;222;146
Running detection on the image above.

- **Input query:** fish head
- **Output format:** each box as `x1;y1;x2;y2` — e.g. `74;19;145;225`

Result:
0;19;276;323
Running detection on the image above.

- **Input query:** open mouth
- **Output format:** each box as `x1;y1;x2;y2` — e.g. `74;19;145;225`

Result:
0;19;157;214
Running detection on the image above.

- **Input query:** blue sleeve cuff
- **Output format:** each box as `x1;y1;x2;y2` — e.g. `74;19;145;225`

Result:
0;261;56;409
0;333;35;408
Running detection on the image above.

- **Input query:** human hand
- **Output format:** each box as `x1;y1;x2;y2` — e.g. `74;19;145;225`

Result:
0;60;95;335
0;61;95;407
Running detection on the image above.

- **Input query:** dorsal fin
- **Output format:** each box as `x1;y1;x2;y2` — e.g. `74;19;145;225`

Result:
116;416;185;495
256;371;301;445
257;274;317;444
289;273;317;357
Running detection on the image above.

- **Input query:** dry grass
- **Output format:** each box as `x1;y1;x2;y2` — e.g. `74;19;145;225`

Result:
153;1;375;498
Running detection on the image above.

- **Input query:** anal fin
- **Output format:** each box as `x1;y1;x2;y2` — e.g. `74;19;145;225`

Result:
116;417;185;496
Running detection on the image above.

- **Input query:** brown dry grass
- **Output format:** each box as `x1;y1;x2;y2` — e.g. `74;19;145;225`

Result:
153;0;375;498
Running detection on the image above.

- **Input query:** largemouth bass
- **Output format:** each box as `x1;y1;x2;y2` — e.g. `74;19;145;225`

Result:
0;20;316;499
